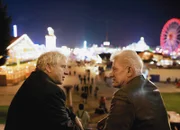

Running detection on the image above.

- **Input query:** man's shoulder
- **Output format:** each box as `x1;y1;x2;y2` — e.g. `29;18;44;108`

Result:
125;75;156;90
26;71;64;96
113;88;129;101
113;77;155;100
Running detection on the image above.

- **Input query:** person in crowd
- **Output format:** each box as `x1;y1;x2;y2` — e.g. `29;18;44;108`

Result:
76;84;79;92
89;84;93;94
78;74;81;79
5;51;83;130
81;91;88;104
166;77;171;84
74;70;76;75
87;76;90;84
74;84;79;93
94;86;99;98
69;70;71;75
176;79;180;88
174;78;178;84
80;77;83;84
83;75;86;84
99;96;108;113
97;50;171;130
91;77;94;84
84;84;89;93
76;104;90;130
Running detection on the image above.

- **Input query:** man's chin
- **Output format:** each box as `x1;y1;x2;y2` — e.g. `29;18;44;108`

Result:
55;80;63;85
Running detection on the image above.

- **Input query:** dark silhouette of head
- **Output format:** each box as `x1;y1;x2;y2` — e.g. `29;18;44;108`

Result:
79;104;84;110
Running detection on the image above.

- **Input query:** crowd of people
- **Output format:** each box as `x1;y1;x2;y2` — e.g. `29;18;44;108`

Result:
166;77;180;88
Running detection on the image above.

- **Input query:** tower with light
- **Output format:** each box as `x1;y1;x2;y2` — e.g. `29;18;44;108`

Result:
45;27;56;50
84;40;87;49
13;25;17;37
103;20;110;47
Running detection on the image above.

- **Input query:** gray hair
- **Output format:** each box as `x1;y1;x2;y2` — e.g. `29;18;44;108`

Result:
36;51;67;71
111;50;143;75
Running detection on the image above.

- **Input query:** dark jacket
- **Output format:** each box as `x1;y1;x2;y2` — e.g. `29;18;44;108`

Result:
104;75;171;130
5;70;75;130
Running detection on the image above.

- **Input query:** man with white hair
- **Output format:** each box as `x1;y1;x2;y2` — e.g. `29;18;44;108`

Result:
5;51;83;130
97;50;171;130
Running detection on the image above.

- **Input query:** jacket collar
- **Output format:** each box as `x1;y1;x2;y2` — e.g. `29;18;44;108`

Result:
33;69;56;84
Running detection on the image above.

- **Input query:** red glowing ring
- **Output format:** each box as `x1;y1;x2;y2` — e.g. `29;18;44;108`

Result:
160;18;180;53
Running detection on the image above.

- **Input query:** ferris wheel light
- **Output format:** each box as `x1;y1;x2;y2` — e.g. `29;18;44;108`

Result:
163;50;169;54
172;51;176;55
160;18;180;53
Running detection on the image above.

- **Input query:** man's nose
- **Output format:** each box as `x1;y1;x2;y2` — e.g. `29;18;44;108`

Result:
64;68;69;75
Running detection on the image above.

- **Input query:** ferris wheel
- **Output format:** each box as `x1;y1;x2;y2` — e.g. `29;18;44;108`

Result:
160;18;180;53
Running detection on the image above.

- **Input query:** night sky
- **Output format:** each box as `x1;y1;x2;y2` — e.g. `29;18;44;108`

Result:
5;0;180;48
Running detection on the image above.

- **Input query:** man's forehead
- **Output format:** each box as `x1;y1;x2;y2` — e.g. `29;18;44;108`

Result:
113;60;124;68
57;59;67;63
56;61;67;66
59;63;67;67
113;59;121;65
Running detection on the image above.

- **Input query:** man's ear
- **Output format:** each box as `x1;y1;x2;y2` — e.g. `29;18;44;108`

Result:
127;67;134;77
45;64;52;73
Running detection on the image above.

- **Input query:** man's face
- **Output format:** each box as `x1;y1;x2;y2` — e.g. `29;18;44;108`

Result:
49;61;68;84
110;60;128;88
